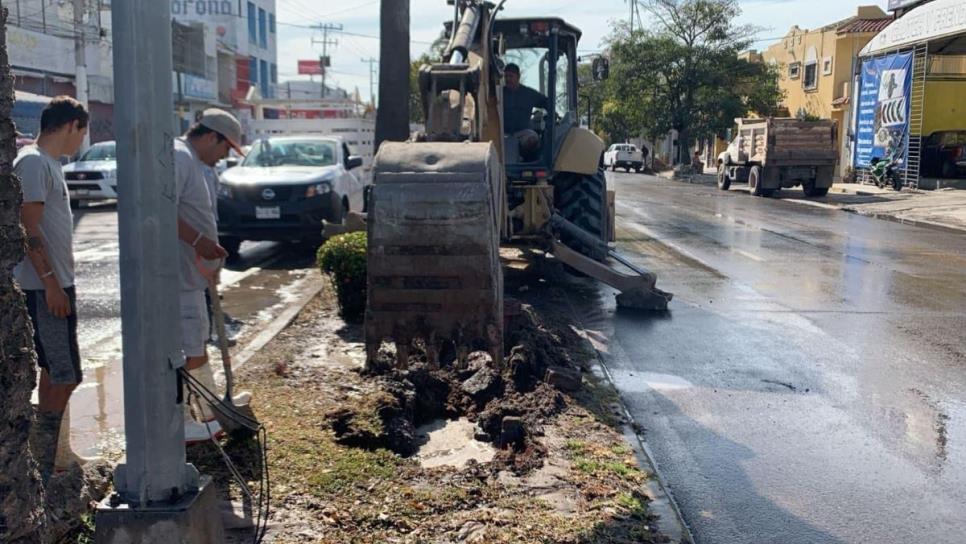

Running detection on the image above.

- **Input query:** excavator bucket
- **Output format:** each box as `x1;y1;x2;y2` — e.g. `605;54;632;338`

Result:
365;141;505;369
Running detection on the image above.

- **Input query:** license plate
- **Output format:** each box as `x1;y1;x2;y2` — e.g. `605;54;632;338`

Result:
255;206;281;220
71;189;90;196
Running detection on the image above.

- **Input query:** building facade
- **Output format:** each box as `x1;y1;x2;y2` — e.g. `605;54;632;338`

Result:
6;1;115;143
854;0;966;187
170;0;278;130
762;6;893;177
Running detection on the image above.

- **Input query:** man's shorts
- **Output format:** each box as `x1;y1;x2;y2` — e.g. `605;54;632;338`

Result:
180;289;209;358
25;286;82;385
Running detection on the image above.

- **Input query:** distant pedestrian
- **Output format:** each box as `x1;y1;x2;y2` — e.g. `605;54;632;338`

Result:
15;96;93;480
174;108;243;443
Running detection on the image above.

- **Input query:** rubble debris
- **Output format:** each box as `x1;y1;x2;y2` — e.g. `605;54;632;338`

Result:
326;304;579;472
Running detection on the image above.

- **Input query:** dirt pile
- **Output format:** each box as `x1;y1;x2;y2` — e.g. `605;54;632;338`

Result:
325;303;586;472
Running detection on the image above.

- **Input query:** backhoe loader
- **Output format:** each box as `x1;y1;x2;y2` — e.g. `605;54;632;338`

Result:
363;0;671;368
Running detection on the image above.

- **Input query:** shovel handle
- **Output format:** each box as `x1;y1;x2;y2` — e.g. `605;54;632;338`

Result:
205;265;235;398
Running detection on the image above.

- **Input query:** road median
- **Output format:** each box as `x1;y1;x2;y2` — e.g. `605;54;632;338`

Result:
184;255;681;543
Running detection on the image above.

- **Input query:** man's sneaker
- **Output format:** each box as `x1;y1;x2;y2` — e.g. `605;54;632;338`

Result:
232;391;253;406
184;419;225;444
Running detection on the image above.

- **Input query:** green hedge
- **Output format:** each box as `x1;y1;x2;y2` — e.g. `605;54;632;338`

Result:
317;231;368;322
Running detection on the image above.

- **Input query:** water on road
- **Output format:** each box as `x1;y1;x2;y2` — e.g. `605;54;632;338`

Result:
570;172;966;543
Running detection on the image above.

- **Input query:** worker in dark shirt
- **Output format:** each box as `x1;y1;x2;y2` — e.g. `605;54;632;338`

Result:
503;63;550;134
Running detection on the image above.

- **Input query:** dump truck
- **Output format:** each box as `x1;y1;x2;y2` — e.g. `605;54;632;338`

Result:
362;1;671;368
716;118;838;197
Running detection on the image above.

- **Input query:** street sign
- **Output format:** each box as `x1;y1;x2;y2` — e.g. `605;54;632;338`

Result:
298;59;324;75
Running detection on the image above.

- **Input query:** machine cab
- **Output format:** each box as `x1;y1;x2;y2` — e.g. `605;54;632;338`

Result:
493;18;581;182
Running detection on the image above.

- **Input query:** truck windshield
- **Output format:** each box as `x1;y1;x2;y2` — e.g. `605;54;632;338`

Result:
243;139;337;167
503;46;573;119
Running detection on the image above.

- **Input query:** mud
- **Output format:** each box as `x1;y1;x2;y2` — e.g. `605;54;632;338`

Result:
326;304;586;474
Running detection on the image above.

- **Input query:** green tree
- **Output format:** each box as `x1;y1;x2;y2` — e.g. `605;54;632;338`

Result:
603;0;783;162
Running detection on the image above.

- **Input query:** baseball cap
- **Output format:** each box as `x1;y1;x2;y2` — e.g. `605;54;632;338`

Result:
198;108;245;155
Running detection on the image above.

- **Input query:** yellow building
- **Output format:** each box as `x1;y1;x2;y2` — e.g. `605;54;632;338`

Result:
762;6;893;176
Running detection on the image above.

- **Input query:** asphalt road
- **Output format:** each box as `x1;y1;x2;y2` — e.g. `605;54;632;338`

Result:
64;203;318;455
577;172;966;543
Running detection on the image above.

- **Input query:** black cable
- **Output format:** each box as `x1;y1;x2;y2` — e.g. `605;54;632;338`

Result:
183;373;269;542
180;369;271;543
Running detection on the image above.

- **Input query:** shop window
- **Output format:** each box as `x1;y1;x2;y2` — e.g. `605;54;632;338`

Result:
788;62;801;80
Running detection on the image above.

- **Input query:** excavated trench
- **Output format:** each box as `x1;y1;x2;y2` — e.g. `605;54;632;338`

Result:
325;302;589;473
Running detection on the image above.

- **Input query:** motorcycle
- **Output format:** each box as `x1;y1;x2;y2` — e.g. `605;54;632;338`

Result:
869;153;904;191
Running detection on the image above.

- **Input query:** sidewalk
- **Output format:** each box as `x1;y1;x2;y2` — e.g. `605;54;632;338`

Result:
823;184;966;234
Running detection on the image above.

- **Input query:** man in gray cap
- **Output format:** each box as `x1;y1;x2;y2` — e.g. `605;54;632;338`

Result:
174;108;244;442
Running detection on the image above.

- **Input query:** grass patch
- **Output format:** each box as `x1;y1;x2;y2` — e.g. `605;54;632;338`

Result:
565;438;645;482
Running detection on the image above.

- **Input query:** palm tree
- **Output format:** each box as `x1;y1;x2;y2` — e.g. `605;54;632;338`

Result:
0;7;50;542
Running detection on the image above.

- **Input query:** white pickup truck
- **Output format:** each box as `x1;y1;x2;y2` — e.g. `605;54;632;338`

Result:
604;143;645;173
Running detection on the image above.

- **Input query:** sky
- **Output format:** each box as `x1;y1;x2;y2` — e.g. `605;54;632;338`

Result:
274;0;893;103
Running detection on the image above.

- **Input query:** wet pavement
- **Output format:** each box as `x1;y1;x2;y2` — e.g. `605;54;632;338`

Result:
61;203;319;457
572;172;966;543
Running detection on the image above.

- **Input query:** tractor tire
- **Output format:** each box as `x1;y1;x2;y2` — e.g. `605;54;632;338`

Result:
717;163;731;190
555;169;607;262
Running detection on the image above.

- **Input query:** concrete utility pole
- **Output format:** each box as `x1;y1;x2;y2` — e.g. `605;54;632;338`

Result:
96;0;222;541
361;57;378;108
312;23;342;98
73;0;90;149
375;0;410;151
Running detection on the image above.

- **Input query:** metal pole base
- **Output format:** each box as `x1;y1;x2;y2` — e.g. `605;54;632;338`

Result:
94;476;225;544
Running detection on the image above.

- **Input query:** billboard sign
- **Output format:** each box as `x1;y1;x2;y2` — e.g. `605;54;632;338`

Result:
854;52;913;169
298;60;324;75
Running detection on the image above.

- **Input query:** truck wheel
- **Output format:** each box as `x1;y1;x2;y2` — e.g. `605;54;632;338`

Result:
748;165;764;196
717;163;731;190
555;169;607;262
802;182;828;197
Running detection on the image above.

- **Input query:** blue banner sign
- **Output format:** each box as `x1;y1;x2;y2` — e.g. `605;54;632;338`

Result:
854;52;912;168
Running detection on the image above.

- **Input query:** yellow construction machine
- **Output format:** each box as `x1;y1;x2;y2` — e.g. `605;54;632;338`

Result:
364;0;671;368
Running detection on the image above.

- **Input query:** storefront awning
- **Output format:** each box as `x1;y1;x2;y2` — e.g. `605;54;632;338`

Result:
861;0;966;56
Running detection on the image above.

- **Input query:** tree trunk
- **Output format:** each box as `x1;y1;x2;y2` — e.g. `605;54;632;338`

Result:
0;8;50;544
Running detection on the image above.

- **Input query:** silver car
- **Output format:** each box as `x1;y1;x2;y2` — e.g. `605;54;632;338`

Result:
63;141;118;204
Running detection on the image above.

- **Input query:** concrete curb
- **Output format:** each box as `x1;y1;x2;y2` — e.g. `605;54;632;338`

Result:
229;269;324;373
589;352;695;544
659;173;966;235
561;295;694;544
840;208;966;236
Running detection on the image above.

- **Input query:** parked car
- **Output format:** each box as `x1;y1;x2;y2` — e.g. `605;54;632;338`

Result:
216;136;366;256
603;143;645;172
922;130;966;178
63;141;118;205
